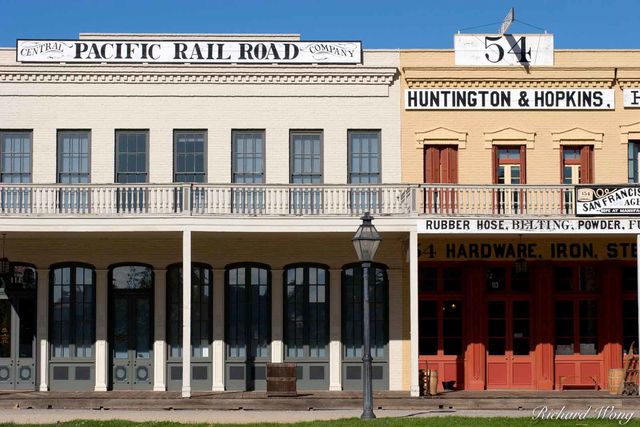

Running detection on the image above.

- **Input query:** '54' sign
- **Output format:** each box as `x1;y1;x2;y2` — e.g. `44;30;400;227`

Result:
454;34;554;67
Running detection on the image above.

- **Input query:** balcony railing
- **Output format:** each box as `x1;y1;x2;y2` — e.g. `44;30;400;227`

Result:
417;184;576;216
0;183;577;217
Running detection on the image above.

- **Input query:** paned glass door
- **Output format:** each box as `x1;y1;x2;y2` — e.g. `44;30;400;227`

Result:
111;292;153;390
486;299;533;389
0;293;36;390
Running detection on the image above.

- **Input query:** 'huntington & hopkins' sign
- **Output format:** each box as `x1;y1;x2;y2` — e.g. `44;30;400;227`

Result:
405;89;614;110
16;39;362;64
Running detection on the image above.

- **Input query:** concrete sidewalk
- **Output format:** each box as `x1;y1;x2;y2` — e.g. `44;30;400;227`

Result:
0;409;541;424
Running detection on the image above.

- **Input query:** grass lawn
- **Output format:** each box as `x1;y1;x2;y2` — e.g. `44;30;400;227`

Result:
1;418;640;427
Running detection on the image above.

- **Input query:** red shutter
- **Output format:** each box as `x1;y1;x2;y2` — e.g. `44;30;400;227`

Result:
520;145;527;184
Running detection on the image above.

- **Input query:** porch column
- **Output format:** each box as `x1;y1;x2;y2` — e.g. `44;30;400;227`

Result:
212;268;225;391
182;230;192;398
271;269;284;363
533;266;554;390
94;269;108;392
329;268;342;391
153;269;167;391
409;231;420;397
36;268;49;392
465;266;486;390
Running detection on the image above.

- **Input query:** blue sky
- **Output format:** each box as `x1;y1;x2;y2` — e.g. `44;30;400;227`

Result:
1;0;639;49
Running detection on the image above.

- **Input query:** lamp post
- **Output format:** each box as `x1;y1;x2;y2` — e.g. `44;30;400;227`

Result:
352;212;381;420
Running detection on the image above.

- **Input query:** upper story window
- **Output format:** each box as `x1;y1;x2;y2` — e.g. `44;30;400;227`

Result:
116;131;148;183
562;146;592;184
0;131;32;183
494;146;525;184
174;131;206;183
629;141;639;183
290;131;322;184
348;131;380;184
232;130;264;183
57;131;90;183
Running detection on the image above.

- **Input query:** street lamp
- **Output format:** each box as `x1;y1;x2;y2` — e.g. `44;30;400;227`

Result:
352;212;381;420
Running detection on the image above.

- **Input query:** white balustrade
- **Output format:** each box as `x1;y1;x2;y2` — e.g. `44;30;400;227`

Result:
0;183;579;217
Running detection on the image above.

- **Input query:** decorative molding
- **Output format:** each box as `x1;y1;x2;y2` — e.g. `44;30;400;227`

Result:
552;127;604;149
415;127;467;149
620;121;640;144
406;80;613;89
483;127;536;149
0;70;397;85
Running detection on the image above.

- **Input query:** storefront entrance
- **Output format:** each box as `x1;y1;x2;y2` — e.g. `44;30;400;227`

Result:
0;265;37;390
109;265;154;390
486;298;533;389
418;253;635;392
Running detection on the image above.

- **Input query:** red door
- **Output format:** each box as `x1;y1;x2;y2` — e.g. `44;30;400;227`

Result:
486;299;534;389
423;146;457;213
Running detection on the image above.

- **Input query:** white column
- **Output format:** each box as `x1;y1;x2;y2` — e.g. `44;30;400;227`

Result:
329;268;342;391
409;231;420;397
271;269;284;363
36;269;49;391
153;269;167;391
94;269;108;392
212;268;225;391
182;230;192;398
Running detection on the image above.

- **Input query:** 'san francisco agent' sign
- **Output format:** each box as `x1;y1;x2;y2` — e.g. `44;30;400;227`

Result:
406;89;614;110
576;186;640;216
16;39;362;64
454;34;553;66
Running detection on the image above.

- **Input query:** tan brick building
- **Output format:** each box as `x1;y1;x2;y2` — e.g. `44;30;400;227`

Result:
402;47;640;393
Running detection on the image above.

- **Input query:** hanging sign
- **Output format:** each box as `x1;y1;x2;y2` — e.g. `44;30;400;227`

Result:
624;89;640;108
576;186;640;216
454;34;553;66
406;88;614;110
16;39;362;64
418;218;640;234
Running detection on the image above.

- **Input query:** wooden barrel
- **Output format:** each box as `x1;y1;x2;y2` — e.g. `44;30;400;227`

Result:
608;368;626;395
266;363;297;397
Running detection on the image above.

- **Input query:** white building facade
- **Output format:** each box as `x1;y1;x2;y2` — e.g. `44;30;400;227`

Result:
0;33;416;395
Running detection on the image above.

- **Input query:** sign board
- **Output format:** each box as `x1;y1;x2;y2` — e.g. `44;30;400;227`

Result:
624;89;640;108
418;218;640;234
406;88;614;110
576;186;640;216
16;39;362;64
454;34;553;66
418;237;637;261
499;8;515;34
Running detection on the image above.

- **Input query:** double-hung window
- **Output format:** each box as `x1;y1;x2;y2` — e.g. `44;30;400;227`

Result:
290;131;322;213
231;130;265;213
115;130;148;212
348;130;381;214
174;131;206;212
0;131;32;212
57;131;90;212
